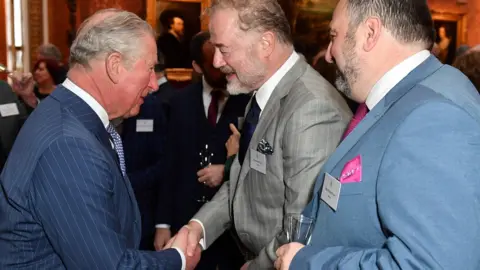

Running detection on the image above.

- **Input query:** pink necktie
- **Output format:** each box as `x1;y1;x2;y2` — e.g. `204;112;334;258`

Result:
342;103;369;140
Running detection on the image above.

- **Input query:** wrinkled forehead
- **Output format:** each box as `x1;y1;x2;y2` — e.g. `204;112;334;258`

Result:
330;0;350;31
209;8;241;46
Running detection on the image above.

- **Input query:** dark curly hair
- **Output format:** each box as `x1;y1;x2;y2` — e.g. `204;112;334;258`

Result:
453;51;480;93
33;58;67;85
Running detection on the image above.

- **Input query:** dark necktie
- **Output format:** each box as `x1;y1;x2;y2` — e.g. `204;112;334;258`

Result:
238;95;261;165
208;91;221;127
342;103;369;140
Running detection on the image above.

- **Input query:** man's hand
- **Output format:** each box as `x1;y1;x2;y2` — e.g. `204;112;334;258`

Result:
154;228;171;251
274;243;304;270
197;165;225;188
167;226;201;270
240;260;251;270
164;221;203;257
226;123;240;158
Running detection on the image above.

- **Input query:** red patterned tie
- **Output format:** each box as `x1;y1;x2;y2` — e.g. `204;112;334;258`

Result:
208;91;221;126
342;103;369;140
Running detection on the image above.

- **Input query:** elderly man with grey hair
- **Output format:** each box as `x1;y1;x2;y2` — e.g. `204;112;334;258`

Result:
0;8;200;270
166;0;352;269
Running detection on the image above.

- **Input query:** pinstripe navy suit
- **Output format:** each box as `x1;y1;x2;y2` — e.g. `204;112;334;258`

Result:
0;84;182;269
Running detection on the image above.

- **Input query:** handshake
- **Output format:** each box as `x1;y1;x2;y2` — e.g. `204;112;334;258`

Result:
161;221;204;270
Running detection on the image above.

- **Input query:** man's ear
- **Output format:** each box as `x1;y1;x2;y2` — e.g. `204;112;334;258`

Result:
192;60;203;74
260;31;275;58
362;17;382;52
105;52;123;84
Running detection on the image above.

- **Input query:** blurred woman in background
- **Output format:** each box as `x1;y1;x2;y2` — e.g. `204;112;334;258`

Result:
10;58;67;112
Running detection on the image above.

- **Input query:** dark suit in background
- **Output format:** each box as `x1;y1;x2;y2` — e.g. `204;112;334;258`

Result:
122;80;176;250
0;85;182;269
156;78;177;120
0;81;27;170
157;81;249;269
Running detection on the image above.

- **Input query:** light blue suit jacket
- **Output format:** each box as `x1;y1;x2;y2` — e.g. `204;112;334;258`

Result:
0;86;182;269
292;56;480;269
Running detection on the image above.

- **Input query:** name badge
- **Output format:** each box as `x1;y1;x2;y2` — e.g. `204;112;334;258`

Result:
250;149;266;174
320;173;342;211
136;119;154;132
0;103;19;117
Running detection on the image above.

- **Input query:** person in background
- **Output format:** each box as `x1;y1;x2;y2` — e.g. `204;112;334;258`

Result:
154;52;177;119
36;43;63;63
453;50;480;91
156;31;248;270
275;0;480;269
0;80;27;171
10;58;66;112
455;44;471;59
0;8;200;269
121;51;176;251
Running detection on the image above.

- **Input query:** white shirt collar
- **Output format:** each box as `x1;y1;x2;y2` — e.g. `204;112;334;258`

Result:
202;76;214;95
366;50;431;110
62;78;110;128
255;51;299;111
157;76;168;86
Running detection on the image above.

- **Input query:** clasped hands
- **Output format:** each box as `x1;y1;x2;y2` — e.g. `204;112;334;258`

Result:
162;221;204;270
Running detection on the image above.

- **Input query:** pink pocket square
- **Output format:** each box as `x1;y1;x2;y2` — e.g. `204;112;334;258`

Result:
339;155;362;184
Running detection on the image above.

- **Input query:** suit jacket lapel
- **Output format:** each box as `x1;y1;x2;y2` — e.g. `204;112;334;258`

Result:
50;86;138;207
319;56;444;178
236;58;308;184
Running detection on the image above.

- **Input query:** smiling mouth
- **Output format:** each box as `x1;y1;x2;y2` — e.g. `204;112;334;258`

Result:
226;73;237;80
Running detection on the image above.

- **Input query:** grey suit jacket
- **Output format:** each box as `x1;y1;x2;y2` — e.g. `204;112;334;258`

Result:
193;57;352;268
0;81;27;168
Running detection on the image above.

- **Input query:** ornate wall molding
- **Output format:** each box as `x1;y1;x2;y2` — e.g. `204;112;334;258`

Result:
29;0;44;68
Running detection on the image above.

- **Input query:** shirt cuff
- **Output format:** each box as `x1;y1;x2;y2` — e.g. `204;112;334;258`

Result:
172;247;186;270
190;219;206;250
155;224;171;229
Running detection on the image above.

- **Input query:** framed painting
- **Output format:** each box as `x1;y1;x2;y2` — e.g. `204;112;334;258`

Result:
146;0;210;34
431;11;467;65
279;0;338;64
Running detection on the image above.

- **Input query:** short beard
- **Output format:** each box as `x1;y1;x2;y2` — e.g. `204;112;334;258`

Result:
220;59;265;95
334;29;360;98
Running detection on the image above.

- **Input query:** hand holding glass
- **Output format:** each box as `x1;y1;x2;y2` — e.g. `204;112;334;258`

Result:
286;214;315;245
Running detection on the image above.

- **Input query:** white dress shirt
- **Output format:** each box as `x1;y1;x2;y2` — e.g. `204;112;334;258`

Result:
365;50;430;110
190;50;300;249
255;51;300;114
63;79;109;128
157;76;168;87
63;78;186;269
201;77;229;122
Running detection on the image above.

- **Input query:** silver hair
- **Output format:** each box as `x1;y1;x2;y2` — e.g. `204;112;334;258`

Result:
37;43;62;61
69;8;156;69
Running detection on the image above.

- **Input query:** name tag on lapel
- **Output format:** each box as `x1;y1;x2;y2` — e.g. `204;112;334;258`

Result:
0;103;19;117
321;173;341;211
136;119;153;132
250;149;266;174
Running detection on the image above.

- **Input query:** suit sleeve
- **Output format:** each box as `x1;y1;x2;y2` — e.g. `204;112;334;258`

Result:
250;97;349;269
291;102;480;269
29;137;183;270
